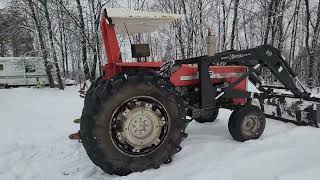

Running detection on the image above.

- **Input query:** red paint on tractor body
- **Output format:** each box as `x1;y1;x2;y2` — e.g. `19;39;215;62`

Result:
170;65;247;87
170;65;247;104
100;10;247;105
100;11;163;80
116;62;163;68
100;13;121;64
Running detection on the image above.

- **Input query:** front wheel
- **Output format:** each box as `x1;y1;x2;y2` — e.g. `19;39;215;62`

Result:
228;105;266;142
80;71;188;176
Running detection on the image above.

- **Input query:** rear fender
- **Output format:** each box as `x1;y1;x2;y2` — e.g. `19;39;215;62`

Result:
102;62;163;80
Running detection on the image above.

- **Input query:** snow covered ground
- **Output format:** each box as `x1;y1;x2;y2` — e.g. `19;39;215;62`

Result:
1;87;320;180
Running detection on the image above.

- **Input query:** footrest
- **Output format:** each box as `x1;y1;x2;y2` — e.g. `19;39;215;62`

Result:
69;131;81;140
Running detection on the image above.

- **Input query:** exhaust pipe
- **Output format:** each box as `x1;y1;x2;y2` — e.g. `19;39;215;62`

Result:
207;28;217;56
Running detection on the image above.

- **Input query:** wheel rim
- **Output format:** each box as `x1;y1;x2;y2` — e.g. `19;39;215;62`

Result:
110;96;169;156
241;114;260;136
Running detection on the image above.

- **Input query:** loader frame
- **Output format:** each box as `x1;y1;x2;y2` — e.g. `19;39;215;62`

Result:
174;44;320;127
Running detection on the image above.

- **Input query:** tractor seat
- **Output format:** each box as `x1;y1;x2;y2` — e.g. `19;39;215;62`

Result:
131;44;150;62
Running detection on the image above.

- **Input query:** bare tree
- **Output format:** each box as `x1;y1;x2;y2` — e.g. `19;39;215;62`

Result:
25;0;54;88
1;0;320;88
75;0;90;80
230;0;240;50
304;0;320;86
39;0;64;90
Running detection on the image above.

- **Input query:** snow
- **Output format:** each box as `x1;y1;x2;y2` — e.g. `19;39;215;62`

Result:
1;87;320;180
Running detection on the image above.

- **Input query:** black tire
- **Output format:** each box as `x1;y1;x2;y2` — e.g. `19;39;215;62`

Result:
194;109;219;123
80;71;188;176
228;105;266;142
229;108;240;122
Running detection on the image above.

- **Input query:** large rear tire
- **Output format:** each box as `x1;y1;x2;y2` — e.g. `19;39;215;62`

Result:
80;71;188;176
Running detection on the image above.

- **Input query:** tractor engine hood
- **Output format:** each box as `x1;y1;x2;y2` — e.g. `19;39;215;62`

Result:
104;8;182;35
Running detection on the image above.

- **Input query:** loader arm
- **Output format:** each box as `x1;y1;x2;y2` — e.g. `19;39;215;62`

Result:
176;44;307;98
212;44;308;98
175;44;320;127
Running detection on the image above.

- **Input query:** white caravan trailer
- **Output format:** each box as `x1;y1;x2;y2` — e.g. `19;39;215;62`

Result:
0;57;56;87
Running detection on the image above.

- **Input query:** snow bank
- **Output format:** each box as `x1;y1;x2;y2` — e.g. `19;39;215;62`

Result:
1;87;320;180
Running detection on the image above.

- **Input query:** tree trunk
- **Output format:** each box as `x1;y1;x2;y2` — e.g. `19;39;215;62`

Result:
217;0;221;51
221;0;227;51
90;47;98;81
62;22;69;77
176;20;185;59
64;32;69;78
243;13;249;49
0;40;5;57
57;0;66;77
89;0;101;82
26;0;54;88
40;0;64;90
314;0;320;85
270;0;281;47
76;0;90;80
59;24;66;77
289;0;301;66
264;0;274;44
304;0;320;87
230;0;240;50
277;0;286;51
96;17;102;76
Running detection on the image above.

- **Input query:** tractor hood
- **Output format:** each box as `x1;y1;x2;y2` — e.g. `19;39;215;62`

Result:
104;8;182;35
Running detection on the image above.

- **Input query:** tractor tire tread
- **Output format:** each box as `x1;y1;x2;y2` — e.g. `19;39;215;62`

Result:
228;105;266;142
80;70;188;176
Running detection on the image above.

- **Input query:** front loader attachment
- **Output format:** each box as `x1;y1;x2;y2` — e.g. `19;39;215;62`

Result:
175;44;320;127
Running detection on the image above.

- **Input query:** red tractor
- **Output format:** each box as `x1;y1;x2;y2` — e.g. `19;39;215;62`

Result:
79;8;320;175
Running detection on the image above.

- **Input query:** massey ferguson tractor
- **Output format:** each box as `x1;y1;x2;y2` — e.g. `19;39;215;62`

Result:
78;8;320;176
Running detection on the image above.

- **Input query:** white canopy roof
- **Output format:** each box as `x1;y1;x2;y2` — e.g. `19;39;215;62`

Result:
105;8;182;35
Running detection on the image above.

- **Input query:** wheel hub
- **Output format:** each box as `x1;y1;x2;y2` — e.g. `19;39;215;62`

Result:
241;114;260;136
122;107;162;150
110;97;169;155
